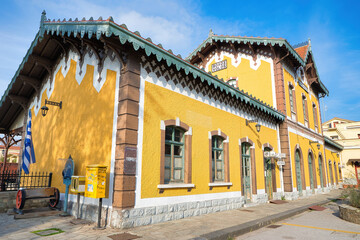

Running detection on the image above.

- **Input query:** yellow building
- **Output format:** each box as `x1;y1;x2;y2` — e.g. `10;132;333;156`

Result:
0;12;340;228
323;117;360;186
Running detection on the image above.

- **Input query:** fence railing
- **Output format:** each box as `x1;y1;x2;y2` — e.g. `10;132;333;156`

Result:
0;170;52;191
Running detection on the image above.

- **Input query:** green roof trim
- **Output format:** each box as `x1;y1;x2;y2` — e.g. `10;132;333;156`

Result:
324;136;344;150
0;12;285;122
186;35;329;96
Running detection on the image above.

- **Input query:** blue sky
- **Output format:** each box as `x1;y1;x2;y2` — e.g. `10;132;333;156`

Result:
0;0;359;122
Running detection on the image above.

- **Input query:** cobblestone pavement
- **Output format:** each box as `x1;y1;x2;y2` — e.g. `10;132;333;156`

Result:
0;189;342;240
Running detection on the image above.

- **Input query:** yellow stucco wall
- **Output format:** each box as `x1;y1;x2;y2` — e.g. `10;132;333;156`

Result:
325;148;341;183
283;69;321;134
29;60;116;196
205;55;274;107
289;132;325;188
141;81;280;198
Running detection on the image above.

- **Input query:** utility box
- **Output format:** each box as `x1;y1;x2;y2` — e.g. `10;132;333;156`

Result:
85;165;107;198
70;176;86;193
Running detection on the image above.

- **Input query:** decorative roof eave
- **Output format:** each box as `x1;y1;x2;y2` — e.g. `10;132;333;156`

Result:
186;35;330;97
0;13;285;123
324;136;344;150
305;50;329;96
186;35;305;66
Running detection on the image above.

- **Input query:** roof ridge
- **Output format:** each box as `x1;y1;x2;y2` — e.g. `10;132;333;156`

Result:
292;41;308;49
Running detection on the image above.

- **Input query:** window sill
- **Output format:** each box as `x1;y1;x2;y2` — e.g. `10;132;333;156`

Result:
157;183;195;189
208;182;233;187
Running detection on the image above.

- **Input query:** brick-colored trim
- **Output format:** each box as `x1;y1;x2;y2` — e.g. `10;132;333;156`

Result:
279;121;292;192
262;143;277;194
239;137;254;146
161;119;192;184
210;130;227;140
209;131;230;183
113;53;140;209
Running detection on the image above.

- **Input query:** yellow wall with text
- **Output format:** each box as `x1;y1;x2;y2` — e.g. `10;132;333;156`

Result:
205;55;274;107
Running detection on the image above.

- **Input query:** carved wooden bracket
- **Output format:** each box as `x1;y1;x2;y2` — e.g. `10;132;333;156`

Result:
63;36;84;72
306;62;313;71
247;42;257;62
269;45;276;59
275;51;289;64
8;94;28;110
197;52;205;61
100;37;126;71
19;75;41;94
229;42;238;62
307;77;318;86
30;55;54;74
213;40;221;60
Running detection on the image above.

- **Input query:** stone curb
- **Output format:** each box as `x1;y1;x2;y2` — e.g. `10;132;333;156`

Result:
192;198;336;240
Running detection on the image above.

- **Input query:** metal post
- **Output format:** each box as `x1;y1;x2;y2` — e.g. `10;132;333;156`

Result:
48;172;53;187
93;198;105;230
98;198;102;228
77;193;80;219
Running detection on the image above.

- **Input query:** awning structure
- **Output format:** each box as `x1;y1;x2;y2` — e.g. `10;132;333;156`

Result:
348;159;360;164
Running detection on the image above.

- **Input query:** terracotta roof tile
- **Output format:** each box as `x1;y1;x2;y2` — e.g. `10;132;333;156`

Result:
294;45;309;60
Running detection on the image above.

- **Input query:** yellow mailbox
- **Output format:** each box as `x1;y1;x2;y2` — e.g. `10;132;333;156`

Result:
85;165;107;198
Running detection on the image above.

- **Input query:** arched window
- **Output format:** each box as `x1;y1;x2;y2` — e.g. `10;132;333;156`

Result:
165;126;185;183
212;136;224;181
209;130;230;184
308;153;314;190
241;142;252;201
160;119;192;186
295;149;302;193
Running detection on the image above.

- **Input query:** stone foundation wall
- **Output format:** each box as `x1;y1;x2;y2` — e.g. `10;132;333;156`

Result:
0;191;49;213
339;204;360;225
63;185;341;229
113;196;245;228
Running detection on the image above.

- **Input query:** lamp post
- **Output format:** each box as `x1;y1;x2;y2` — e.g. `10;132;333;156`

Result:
246;119;261;133
309;140;320;150
41;99;62;117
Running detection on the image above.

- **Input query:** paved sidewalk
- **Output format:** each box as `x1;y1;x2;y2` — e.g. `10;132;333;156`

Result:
0;189;342;240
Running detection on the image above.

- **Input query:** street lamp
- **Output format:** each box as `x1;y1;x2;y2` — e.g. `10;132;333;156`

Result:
41;99;62;117
246;119;261;133
309;140;320;150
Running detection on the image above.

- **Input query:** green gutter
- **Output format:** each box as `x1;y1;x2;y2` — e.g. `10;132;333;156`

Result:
324;136;344;150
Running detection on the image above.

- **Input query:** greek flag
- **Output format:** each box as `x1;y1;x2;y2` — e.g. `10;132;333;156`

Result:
22;110;36;174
